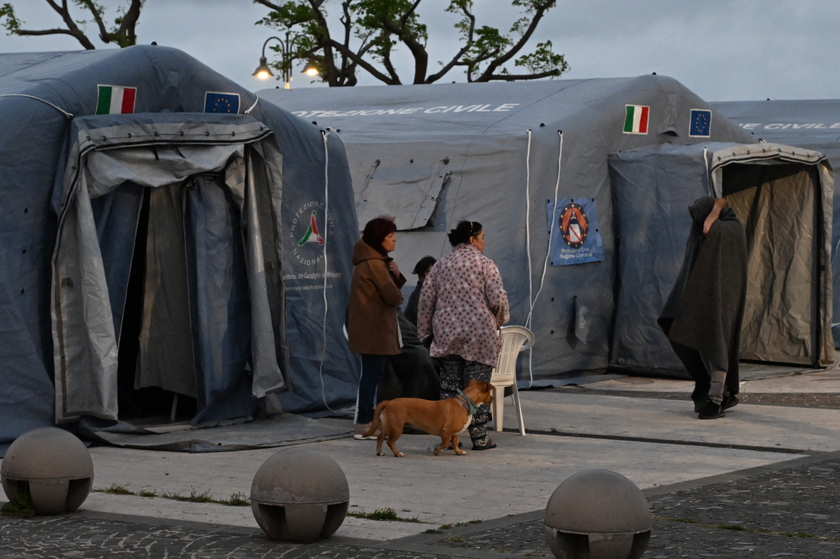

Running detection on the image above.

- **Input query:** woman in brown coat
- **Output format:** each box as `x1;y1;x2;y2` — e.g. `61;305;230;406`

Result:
347;217;406;439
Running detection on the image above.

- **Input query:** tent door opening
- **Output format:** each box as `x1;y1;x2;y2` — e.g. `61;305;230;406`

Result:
117;183;197;422
113;174;255;423
52;116;286;427
722;162;822;366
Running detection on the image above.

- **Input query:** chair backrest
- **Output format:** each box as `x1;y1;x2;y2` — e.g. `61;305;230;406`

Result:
490;326;535;387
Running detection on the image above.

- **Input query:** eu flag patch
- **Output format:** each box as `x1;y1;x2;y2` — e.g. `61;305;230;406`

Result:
689;109;712;137
204;92;240;114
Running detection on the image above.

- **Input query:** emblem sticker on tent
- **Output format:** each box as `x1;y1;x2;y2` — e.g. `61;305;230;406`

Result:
290;201;334;269
689;109;712;137
560;203;588;248
547;198;603;266
96;85;136;114
298;210;325;246
204;92;240;113
623;104;649;134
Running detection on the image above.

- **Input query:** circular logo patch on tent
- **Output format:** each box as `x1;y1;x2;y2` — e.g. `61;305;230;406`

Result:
290;200;333;268
560;203;588;248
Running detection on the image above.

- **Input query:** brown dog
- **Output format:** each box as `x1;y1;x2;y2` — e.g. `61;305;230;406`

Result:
362;379;494;457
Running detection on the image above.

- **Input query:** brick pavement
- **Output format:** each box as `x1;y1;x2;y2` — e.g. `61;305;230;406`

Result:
2;451;839;558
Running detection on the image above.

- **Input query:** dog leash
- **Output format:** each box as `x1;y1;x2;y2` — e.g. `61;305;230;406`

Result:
455;389;479;416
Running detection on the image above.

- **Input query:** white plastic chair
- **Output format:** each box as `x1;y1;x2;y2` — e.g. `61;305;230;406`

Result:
490;325;535;436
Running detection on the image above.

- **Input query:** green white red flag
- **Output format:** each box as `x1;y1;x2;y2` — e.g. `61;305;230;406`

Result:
623;104;649;134
96;85;136;115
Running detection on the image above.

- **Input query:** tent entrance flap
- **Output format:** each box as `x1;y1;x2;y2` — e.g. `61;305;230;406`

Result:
608;142;834;376
353;149;451;231
52;115;286;425
723;163;822;366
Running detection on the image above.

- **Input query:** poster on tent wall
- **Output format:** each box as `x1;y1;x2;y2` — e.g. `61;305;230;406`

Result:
546;198;604;266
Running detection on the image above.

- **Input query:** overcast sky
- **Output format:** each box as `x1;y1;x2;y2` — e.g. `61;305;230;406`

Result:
0;0;836;102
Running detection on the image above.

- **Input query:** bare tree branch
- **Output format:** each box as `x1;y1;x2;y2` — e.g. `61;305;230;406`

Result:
2;0;145;49
475;0;554;82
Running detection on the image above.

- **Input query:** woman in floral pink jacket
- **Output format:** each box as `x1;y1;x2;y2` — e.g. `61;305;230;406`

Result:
417;220;509;450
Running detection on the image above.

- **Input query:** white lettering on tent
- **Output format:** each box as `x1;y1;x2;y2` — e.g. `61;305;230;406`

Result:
289;104;520;118
753;122;840;130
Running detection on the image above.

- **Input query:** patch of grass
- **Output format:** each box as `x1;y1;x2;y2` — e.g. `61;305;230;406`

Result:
438;523;453;530
446;520;484;528
1;500;35;518
716;524;747;531
162;489;214;503
655;515;700;524
347;507;420;522
219;492;249;507
96;486;248;507
1;481;35;517
444;535;463;543
424;528;443;534
783;532;816;538
103;484;134;495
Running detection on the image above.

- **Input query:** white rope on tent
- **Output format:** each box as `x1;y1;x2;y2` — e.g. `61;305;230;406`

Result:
243;95;259;114
522;129;537;386
525;130;564;388
525;129;534;321
317;128;339;413
0;94;73;118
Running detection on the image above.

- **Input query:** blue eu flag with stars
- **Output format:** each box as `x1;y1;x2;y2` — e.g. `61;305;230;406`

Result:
204;92;240;114
689;109;712;137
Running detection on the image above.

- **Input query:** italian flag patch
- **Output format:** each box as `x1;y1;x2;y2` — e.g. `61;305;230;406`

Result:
96;85;137;115
623;104;649;134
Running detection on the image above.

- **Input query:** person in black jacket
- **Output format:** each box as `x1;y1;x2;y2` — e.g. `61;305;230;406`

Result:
404;255;436;327
659;197;748;420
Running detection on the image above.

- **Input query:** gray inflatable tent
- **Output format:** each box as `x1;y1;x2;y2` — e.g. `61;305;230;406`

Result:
713;99;840;347
258;76;832;380
0;46;358;452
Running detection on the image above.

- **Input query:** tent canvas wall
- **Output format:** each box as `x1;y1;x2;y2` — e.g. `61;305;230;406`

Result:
713;99;840;347
610;142;833;377
0;46;358;452
258;76;774;381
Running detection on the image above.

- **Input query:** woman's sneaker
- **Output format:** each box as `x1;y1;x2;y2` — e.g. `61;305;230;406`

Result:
354;423;378;440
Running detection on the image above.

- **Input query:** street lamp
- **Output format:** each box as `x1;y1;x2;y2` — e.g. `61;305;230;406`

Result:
253;32;319;89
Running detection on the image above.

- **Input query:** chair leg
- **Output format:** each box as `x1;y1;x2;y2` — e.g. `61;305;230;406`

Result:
511;384;525;436
492;387;504;432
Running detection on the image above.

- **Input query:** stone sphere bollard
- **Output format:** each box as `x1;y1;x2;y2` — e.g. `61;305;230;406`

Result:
544;469;651;559
250;448;349;542
1;427;94;515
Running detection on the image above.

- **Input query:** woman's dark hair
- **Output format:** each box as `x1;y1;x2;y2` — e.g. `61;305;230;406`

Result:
448;220;482;247
362;216;397;255
412;256;437;275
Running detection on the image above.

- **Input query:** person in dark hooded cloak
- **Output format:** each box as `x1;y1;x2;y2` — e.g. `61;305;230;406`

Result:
658;196;748;419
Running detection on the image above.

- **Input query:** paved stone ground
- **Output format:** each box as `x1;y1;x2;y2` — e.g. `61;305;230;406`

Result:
2;451;838;558
553;386;840;409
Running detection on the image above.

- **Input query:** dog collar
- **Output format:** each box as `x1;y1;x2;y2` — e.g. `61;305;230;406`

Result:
455;389;479;416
